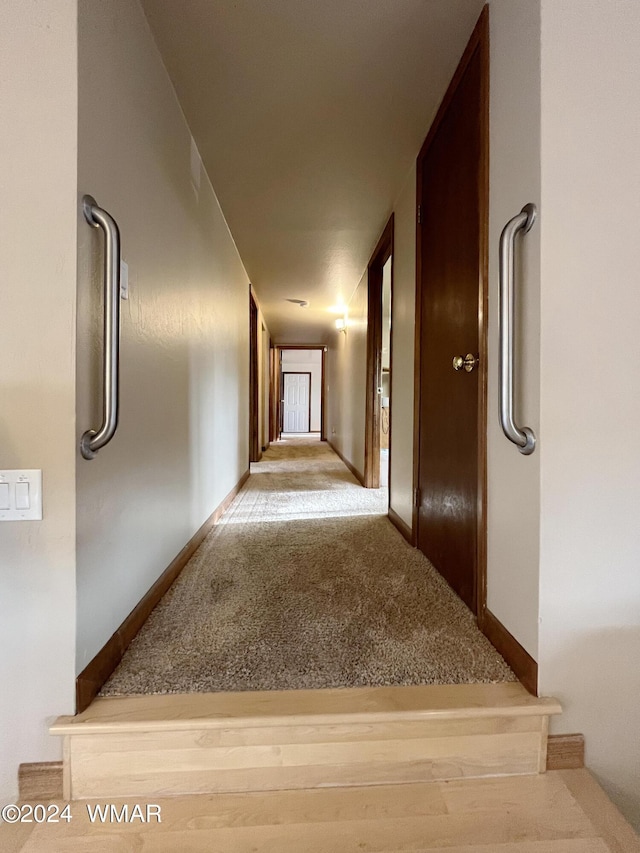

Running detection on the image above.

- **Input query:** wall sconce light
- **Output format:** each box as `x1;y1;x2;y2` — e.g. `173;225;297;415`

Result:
335;317;347;333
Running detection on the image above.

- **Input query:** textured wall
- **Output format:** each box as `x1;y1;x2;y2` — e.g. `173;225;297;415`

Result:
486;0;542;657
326;274;367;479
0;0;78;803
75;0;251;671
538;0;640;829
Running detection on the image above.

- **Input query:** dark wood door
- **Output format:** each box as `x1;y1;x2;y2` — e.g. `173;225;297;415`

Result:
415;30;486;613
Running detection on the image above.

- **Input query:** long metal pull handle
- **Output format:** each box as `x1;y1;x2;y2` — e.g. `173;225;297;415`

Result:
499;203;536;455
80;195;121;460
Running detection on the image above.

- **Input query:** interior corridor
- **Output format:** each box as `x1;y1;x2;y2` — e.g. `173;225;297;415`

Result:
102;438;514;696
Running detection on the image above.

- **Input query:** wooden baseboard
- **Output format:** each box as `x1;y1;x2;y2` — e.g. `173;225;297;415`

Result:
75;469;250;714
388;507;414;545
18;762;63;802
479;607;538;696
327;439;365;486
547;734;585;770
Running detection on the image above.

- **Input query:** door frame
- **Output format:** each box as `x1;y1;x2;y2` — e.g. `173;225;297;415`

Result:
275;345;327;441
364;215;394;489
249;291;261;463
281;371;312;433
269;343;278;444
412;8;489;618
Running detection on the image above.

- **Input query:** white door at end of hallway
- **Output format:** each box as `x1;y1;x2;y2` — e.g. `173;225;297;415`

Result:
283;373;310;432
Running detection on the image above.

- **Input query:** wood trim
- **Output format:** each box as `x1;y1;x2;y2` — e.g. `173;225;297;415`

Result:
282;371;312;433
269;343;277;444
538;715;550;773
365;260;382;488
365;214;394;489
276;344;328;349
546;734;585;770
249;292;260;462
479;607;538;696
276;346;282;440
476;6;490;619
415;7;489;166
327;439;365;487
386;222;396;510
18;762;63;802
75;469;250;713
412;7;490;615
320;347;326;441
388;507;414;545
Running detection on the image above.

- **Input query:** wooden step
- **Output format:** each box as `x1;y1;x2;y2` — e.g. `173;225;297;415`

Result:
50;683;561;800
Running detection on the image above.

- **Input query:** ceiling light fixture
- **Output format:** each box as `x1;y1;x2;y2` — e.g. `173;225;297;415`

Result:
286;298;309;308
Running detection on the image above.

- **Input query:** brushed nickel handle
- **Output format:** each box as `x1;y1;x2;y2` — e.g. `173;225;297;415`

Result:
80;195;122;460
499;203;536;455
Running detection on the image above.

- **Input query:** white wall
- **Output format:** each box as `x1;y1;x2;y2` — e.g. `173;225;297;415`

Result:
75;0;251;671
388;167;417;526
0;0;78;802
486;0;542;658
281;349;323;432
538;0;640;829
326;275;368;478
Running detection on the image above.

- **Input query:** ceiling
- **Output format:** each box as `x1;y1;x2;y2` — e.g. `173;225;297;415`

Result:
141;0;485;343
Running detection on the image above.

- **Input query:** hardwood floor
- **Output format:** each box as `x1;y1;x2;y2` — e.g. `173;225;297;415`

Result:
5;770;638;852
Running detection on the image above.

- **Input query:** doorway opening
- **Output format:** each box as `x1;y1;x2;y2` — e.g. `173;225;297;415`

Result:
275;346;326;441
364;215;394;492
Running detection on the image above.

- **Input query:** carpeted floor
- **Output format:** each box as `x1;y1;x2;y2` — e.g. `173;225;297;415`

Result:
101;438;515;696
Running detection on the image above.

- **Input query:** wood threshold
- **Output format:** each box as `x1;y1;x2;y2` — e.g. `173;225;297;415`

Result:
75;468;250;714
52;682;561;735
387;507;414;545
547;733;585;770
479;607;538;696
18;762;63;802
326;439;365;487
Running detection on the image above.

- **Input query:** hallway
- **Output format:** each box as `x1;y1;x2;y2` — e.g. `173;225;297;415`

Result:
101;439;514;697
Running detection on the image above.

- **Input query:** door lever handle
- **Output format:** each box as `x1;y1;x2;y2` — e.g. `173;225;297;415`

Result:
452;353;478;372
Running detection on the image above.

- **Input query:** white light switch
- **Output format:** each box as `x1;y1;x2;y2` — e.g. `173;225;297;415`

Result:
15;481;30;510
0;470;42;521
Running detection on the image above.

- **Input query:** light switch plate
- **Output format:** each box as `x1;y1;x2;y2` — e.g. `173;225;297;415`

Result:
0;470;42;521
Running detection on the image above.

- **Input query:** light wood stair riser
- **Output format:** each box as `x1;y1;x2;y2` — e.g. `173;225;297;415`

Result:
51;684;561;800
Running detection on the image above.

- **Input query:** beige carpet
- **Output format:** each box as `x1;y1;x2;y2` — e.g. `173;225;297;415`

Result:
101;438;515;696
